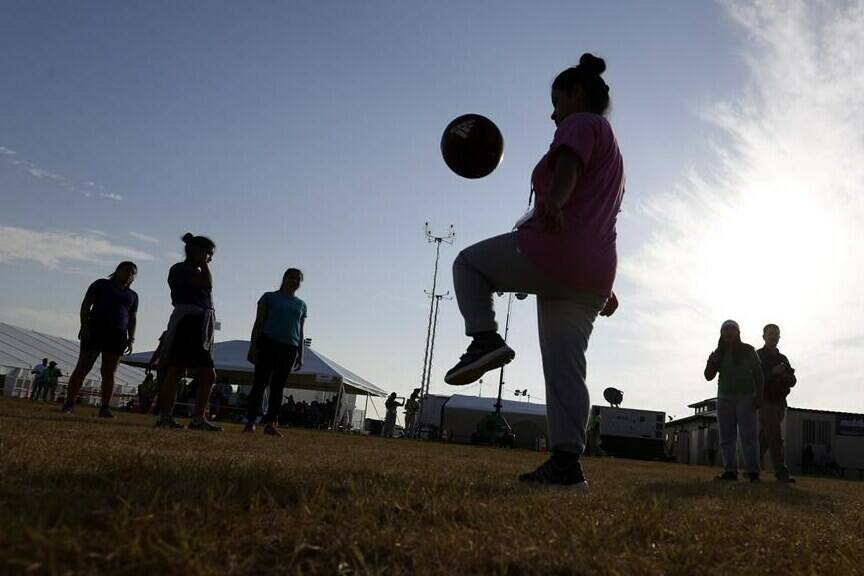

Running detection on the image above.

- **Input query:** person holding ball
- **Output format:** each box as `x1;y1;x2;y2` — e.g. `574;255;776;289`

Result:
444;53;624;489
244;268;306;436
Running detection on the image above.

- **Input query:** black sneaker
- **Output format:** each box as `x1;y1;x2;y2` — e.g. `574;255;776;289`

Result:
715;471;738;481
98;405;115;419
188;419;223;432
777;476;796;484
747;473;761;483
519;454;588;490
444;332;515;386
61;401;74;414
264;423;283;437
155;415;184;429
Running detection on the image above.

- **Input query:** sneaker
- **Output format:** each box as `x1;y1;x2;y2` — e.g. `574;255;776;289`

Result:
715;471;738;481
61;401;74;414
188;419;223;432
444;332;515;386
264;423;283;437
519;453;588;490
98;406;115;419
777;476;796;484
242;423;256;433
155;415;184;429
747;473;761;483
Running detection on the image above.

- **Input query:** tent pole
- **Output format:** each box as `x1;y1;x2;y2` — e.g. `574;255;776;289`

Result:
332;378;345;430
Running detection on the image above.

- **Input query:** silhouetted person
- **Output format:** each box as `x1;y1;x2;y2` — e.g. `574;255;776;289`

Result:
43;361;62;402
382;392;403;437
245;268;306;437
444;54;622;489
403;388;421;438
802;444;815;474
156;233;221;431
705;320;764;482
30;358;48;400
63;261;139;417
757;323;797;483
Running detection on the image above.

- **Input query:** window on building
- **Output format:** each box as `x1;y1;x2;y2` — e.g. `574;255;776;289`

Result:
803;419;832;445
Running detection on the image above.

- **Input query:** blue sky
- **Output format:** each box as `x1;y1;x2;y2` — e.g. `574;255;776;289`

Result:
2;1;862;419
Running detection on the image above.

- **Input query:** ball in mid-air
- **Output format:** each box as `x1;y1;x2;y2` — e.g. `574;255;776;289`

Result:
440;114;504;179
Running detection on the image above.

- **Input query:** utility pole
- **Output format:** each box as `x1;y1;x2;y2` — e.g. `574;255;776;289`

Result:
424;290;452;399
416;223;454;437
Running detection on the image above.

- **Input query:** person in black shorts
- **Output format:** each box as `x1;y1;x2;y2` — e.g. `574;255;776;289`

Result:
156;233;221;431
62;261;139;417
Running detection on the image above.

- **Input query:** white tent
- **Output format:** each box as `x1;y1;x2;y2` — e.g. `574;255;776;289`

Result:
0;321;145;401
441;394;549;450
122;339;386;398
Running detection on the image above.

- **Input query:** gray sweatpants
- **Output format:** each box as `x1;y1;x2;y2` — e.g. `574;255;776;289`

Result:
717;395;760;475
759;402;789;479
452;232;606;454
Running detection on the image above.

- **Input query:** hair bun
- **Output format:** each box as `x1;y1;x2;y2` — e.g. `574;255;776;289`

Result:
579;53;606;76
182;233;195;243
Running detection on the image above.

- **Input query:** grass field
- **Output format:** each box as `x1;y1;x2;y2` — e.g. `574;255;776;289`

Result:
1;397;863;575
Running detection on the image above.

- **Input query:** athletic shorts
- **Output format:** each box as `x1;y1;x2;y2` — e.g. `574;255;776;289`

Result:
163;314;215;369
81;323;128;356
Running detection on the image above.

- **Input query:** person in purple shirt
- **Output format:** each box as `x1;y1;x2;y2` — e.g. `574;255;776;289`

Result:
155;233;221;432
444;54;623;489
62;261;138;417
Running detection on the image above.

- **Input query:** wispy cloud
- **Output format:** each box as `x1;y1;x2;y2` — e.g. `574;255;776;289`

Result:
129;231;160;243
0;145;123;201
619;0;864;412
0;306;79;339
0;226;154;268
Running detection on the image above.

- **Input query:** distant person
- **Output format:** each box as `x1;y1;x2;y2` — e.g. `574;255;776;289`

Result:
443;54;623;489
704;320;764;482
62;261;139;417
382;392;403;437
244;268;307;437
587;410;604;457
30;358;48;400
43;361;62;402
403;388;421;438
802;444;815;474
156;233;221;431
757;323;797;483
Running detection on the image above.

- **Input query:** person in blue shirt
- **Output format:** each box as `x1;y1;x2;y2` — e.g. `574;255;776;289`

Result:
245;268;307;436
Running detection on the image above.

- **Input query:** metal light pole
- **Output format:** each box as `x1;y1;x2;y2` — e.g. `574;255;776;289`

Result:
494;292;526;417
424;291;452;399
417;223;454;436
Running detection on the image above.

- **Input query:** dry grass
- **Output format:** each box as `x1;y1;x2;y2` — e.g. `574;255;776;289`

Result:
1;397;862;576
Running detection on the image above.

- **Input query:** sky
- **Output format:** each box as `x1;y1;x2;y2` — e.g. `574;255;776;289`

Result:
2;0;862;420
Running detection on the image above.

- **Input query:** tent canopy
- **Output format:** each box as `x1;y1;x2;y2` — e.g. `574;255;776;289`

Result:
0;321;145;391
122;339;386;397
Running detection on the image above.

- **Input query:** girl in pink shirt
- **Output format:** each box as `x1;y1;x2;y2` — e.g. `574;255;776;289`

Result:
445;54;624;489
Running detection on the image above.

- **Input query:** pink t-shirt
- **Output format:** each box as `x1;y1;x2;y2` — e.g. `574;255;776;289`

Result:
517;113;624;296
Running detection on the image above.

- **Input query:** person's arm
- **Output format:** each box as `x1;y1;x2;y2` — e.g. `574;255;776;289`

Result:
185;260;213;290
78;290;95;341
782;354;797;388
125;311;137;355
600;291;619;317
536;147;584;234
750;349;765;406
247;302;267;364
294;316;305;370
704;351;719;381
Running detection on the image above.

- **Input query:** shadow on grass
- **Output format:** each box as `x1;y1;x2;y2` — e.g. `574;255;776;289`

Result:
636;478;832;508
0;409;157;429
